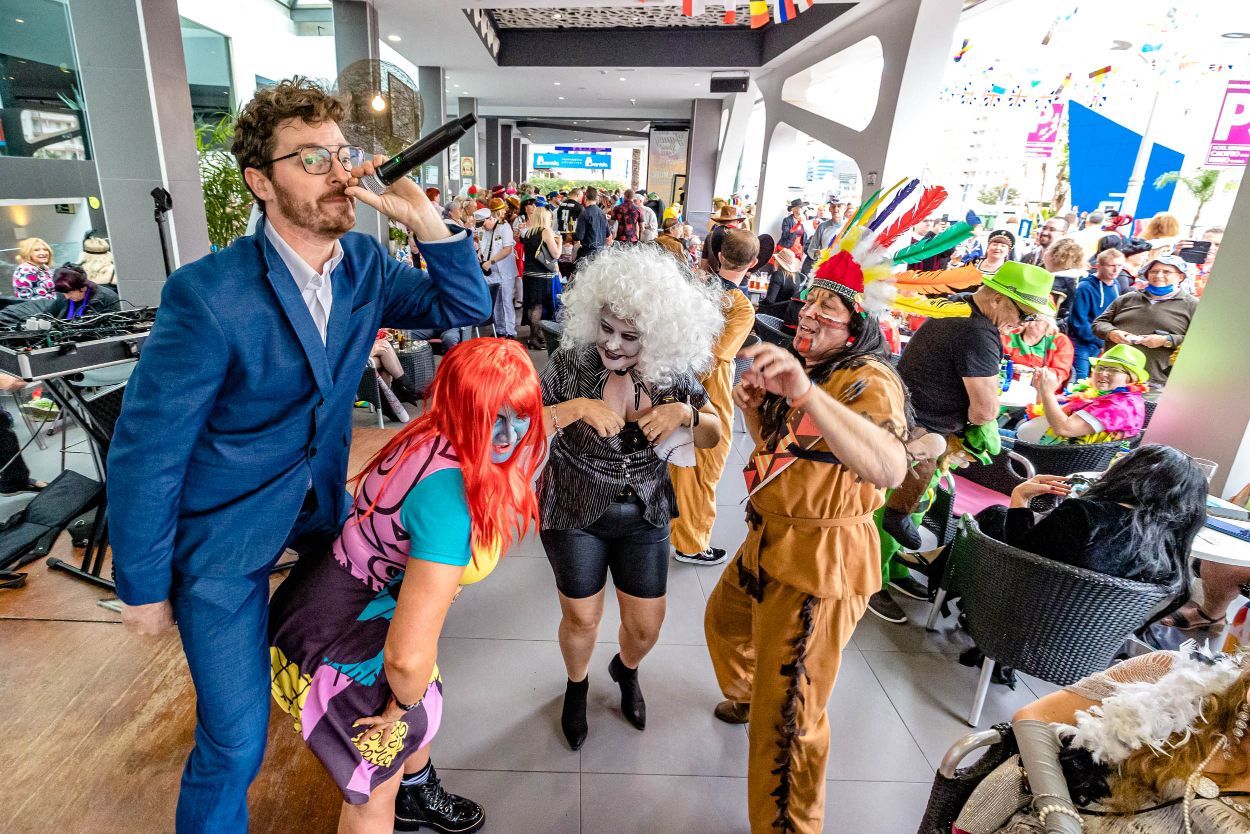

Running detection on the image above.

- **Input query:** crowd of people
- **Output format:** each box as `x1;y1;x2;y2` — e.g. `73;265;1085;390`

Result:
7;74;1236;834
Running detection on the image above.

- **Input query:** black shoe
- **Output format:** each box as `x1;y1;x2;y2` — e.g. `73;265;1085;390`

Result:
867;590;908;624
713;700;750;724
888;574;930;601
608;653;646;730
882;508;923;551
391;373;422;405
394;765;485;833
674;547;727;566
561;676;589;750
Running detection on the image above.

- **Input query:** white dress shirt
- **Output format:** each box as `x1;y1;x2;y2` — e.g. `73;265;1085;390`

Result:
264;222;341;344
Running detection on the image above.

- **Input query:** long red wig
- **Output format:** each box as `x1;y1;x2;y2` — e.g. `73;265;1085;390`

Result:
352;338;546;557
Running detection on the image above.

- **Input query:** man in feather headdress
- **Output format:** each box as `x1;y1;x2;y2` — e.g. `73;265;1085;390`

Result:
881;262;1056;552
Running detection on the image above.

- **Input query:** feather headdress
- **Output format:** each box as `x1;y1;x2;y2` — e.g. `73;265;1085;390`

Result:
806;179;974;316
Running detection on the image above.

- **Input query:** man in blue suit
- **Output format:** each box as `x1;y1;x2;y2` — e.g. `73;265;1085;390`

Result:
106;78;491;833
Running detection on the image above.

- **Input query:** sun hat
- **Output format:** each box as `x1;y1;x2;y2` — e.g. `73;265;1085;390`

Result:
787;198;807;210
1136;252;1192;281
710;204;746;224
1091;344;1150;384
981;261;1057;316
773;247;799;273
487;197;506;213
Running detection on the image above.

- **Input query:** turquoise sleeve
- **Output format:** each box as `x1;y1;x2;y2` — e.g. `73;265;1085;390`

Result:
399;468;473;567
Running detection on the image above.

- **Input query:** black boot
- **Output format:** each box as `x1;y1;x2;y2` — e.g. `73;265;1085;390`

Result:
391;372;422;405
561;676;589;750
394;764;485;834
882;507;923;551
608;653;646;730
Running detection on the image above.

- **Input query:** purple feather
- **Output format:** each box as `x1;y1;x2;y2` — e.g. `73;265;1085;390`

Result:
867;178;919;233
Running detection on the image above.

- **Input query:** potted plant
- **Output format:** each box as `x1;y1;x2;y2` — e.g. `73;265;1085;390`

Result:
196;113;254;251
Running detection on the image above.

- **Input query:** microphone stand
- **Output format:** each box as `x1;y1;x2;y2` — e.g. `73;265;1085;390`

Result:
151;187;175;279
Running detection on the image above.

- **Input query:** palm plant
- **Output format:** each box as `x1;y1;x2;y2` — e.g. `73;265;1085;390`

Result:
196;114;254;251
1153;169;1223;234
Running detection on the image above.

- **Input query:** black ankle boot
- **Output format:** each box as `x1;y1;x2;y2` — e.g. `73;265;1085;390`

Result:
561;676;589;750
882;507;923;551
608;653;646;730
391;373;421;404
394;764;485;833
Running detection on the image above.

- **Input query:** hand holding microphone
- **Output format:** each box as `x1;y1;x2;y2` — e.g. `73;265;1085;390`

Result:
345;114;477;242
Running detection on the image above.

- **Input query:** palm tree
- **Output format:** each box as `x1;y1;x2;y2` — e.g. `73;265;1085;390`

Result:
1153;169;1221;234
195;113;254;251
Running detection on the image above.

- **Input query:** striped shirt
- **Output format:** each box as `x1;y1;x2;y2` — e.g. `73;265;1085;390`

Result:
539;345;707;530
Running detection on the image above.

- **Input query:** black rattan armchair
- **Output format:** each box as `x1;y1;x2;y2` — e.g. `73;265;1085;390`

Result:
926;516;1174;726
753;313;790;347
916;724;1017;834
1013;438;1122;477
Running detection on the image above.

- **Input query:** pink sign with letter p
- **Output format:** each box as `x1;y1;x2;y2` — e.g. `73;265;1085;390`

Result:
1207;79;1250;167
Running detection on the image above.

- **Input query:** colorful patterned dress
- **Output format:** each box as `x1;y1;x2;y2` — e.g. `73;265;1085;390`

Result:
268;435;500;804
12;263;54;299
1016;386;1146;446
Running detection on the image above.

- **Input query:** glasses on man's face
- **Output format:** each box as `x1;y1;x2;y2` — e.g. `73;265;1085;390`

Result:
1011;301;1038;324
268;145;368;175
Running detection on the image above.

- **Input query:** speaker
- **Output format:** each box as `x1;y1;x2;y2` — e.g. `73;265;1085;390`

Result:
710;75;750;94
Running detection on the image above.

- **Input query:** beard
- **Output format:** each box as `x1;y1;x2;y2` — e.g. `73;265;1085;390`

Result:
270;178;355;239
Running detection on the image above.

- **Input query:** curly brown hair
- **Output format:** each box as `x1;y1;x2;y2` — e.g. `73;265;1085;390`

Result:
231;76;344;211
1044;237;1086;272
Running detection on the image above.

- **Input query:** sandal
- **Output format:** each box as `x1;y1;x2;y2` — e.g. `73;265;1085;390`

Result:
1160;606;1227;631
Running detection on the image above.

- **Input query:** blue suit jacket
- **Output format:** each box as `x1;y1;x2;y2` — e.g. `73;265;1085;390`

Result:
107;219;491;605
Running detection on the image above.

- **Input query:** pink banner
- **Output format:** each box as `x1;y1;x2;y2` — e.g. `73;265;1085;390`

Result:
1207;79;1250;167
1025;103;1064;159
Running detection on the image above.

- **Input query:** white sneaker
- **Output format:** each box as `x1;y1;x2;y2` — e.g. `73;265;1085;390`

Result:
674;547;727;566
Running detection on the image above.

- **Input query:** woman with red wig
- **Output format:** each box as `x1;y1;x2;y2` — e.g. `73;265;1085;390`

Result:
268;338;545;834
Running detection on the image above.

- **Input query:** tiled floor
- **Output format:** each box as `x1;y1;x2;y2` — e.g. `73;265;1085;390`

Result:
1;391;1069;833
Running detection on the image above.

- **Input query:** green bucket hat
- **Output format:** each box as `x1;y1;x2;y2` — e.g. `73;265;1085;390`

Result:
982;261;1057;317
1091;344;1149;384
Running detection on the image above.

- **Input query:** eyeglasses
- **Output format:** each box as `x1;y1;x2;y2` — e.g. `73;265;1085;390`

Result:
1010;300;1039;324
268;145;367;175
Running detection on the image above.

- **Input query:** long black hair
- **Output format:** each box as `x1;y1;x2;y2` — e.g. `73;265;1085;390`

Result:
757;296;910;446
1083;444;1209;609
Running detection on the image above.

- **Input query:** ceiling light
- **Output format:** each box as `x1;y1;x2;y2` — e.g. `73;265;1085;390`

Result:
554;81;561;86
15;18;24;23
619;77;626;81
558;96;565;100
387;34;401;42
371;93;387;112
1223;32;1250;38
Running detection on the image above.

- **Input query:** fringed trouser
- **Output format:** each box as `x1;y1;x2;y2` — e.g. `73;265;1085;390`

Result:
705;554;868;833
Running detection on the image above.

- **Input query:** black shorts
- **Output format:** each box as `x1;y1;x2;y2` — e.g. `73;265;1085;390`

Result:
541;500;671;599
522;274;554;311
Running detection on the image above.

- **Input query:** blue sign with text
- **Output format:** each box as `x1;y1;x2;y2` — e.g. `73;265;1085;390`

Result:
534;152;612;169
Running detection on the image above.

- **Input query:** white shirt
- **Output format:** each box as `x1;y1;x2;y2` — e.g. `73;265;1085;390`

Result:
264;221;341;344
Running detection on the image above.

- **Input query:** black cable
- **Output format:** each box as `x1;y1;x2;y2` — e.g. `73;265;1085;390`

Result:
0;405;56;480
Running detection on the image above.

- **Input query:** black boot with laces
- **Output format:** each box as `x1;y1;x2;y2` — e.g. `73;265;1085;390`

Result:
394;764;485;833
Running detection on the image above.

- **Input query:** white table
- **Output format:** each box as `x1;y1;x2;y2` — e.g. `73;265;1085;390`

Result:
1193;515;1250;568
998;380;1038;409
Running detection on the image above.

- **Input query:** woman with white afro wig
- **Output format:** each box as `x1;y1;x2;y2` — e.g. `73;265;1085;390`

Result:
535;244;724;751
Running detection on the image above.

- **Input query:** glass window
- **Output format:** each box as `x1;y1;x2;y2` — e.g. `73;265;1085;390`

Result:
0;0;89;159
180;17;234;123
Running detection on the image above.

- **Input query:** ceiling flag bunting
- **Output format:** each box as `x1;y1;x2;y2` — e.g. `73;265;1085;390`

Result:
774;0;797;24
750;0;769;28
681;0;707;16
722;0;736;24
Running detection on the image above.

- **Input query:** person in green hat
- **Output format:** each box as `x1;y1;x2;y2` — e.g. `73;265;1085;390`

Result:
1014;343;1150;446
874;262;1054;621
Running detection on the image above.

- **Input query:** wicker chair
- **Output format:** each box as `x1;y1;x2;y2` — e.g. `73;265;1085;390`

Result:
920;473;958;547
927;515;1174;726
916;724;1017;834
1129;398;1159;449
753;313;790;347
954;448;1036;496
396;340;435;399
1013;438;1122;477
356;367;385;428
732;333;761;388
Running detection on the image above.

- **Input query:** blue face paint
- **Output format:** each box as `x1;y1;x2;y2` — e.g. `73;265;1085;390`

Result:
490;406;531;463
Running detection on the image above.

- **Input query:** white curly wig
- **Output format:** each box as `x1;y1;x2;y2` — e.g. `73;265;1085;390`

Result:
558;245;723;386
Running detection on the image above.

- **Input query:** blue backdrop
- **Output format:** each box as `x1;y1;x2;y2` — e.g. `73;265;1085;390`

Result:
1068;101;1182;220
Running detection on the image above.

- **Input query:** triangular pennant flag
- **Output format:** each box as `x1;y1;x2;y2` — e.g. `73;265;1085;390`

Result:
681;0;707;16
750;0;769;27
722;0;737;24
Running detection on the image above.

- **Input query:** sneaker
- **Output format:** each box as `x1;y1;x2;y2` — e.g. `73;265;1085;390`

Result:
394;765;485;833
713;700;750;724
888;574;930;601
674;547;727;566
867;590;908;624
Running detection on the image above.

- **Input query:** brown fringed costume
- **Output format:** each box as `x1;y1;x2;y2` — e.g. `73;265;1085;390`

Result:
705;357;906;833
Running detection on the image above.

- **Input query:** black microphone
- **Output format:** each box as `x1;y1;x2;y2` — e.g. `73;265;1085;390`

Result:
357;113;477;195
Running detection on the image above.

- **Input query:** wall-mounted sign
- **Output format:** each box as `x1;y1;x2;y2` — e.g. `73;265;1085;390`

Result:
1207;79;1250;167
555;146;612;154
54;204;76;215
461;156;475;177
534;152;612;169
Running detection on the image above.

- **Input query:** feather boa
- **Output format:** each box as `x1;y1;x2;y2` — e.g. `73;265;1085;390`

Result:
1063;647;1245;766
1025;382;1149;419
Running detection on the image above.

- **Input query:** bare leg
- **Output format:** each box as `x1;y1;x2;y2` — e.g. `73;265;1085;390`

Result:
403;744;431;775
616;590;666;668
556;589;606;681
371;339;405;378
1171;562;1250;623
337;767;403;834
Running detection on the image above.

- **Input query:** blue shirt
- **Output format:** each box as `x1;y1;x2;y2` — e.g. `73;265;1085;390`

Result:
1069;274;1119;348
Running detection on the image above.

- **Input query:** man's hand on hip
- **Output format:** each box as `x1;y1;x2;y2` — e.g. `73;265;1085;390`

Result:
122;600;176;636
